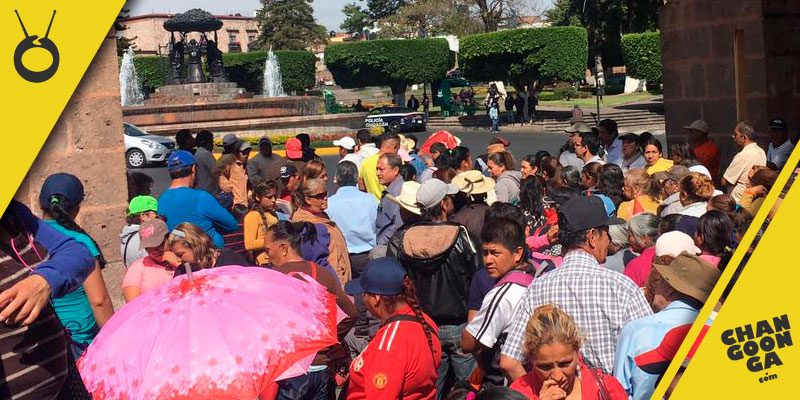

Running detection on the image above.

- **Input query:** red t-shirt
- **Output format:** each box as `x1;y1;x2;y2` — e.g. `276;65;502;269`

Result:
693;141;721;180
347;306;442;400
623;247;656;288
510;362;628;400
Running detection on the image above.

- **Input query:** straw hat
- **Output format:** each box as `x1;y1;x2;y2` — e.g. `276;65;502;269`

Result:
399;134;416;152
653;252;721;303
386;181;421;215
452;170;496;195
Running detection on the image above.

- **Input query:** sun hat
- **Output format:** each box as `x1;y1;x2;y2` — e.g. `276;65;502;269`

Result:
285;138;303;159
386;181;421;215
138;218;169;250
333;136;357;150
682;119;709;134
128;195;158;216
416;179;459;209
565;122;592;134
452;170;496;195
653;252;721;303
39;173;85;209
655;231;701;257
344;257;407;296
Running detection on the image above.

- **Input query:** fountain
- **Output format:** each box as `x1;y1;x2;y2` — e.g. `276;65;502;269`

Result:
119;47;144;106
263;46;286;97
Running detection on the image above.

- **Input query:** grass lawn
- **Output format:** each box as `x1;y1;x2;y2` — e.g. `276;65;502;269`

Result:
528;92;657;108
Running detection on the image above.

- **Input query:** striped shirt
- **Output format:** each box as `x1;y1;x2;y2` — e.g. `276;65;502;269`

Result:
501;250;652;373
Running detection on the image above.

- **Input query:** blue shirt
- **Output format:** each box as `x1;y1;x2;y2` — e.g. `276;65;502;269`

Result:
327;186;379;254
158;187;240;248
613;300;699;400
376;177;404;246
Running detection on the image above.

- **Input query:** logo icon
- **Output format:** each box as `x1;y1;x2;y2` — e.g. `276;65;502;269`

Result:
14;10;59;83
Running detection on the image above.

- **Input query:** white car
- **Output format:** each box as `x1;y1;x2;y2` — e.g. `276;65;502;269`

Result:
123;123;176;168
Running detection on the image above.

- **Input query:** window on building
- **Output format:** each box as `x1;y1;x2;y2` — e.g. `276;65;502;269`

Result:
228;30;238;43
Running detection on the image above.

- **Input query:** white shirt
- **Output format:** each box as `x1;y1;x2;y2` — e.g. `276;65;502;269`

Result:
767;140;794;170
677;201;708;217
356;143;380;167
606;138;624;166
559;150;585;169
465;281;528;349
723;142;767;201
622;153;647;173
586;154;606;165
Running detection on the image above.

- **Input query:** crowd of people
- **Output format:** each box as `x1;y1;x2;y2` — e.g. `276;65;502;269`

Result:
0;115;792;400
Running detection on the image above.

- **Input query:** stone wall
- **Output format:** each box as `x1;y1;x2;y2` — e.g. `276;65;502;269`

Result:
120;14;260;55
14;31;128;308
660;0;800;164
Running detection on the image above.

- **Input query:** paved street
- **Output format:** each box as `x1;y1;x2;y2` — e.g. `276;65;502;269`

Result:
128;128;667;197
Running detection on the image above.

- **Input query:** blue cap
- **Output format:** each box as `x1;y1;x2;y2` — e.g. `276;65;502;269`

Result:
167;150;195;171
39;173;84;209
345;257;408;296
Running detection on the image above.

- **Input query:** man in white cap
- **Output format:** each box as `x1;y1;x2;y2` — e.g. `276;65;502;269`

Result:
387;178;482;393
334;136;361;169
559;122;592;169
683;119;720;180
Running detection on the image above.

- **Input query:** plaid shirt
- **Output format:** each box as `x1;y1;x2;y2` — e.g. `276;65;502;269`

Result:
501;250;652;373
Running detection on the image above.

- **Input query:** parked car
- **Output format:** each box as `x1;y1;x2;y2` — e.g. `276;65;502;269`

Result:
364;106;425;133
123;123;176;168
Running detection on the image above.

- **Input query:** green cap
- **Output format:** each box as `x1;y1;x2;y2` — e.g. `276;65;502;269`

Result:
128;195;158;216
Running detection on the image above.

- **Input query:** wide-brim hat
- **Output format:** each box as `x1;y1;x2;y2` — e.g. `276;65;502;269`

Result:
386;181;421;215
452;170;496;195
653;252;721;303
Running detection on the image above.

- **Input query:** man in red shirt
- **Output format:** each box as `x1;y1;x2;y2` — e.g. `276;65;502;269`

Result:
684;119;720;180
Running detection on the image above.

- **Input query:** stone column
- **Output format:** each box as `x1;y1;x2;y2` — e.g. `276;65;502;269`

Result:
14;30;128;308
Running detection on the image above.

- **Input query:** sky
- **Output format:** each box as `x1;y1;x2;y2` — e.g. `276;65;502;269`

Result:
126;0;554;32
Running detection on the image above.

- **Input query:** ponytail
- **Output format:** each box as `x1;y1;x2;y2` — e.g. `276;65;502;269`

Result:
401;276;436;358
46;194;107;268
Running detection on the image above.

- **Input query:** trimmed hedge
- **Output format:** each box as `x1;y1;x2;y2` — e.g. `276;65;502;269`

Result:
621;32;662;84
460;27;588;87
128;50;317;94
324;38;450;88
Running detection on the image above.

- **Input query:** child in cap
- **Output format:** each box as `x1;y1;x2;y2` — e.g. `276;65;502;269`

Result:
120;195;158;268
122;218;180;302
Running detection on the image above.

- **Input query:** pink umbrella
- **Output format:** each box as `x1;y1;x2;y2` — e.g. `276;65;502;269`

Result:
78;266;340;400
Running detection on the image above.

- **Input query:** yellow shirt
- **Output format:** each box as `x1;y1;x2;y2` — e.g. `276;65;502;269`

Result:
243;210;278;265
645;158;674;175
617;195;660;220
360;153;385;201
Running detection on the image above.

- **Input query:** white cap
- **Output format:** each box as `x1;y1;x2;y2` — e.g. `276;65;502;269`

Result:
655;231;701;257
688;165;712;179
333;136;357;150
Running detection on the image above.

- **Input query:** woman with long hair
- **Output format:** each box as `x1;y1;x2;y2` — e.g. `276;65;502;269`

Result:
582;162;616;216
244;177;281;266
292;178;353;284
598;163;626;208
488;151;523;204
617;170;662;220
510;305;627;400
39;173;114;356
345;257;441;400
165;222;248;274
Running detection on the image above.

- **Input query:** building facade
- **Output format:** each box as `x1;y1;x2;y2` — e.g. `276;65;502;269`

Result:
119;13;260;55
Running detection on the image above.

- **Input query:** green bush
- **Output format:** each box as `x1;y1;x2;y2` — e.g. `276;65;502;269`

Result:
460;27;588;88
325;38;450;91
552;82;578;101
127;50;317;94
621;32;662;84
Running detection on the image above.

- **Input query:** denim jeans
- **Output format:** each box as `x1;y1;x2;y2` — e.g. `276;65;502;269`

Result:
491;118;499;132
436;324;476;399
506;110;515;124
276;369;329;400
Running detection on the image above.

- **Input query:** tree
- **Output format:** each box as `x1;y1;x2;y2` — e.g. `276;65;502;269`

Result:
621;32;661;84
367;0;407;21
341;3;370;34
325;38;450;104
544;0;659;66
115;8;137;56
255;0;327;50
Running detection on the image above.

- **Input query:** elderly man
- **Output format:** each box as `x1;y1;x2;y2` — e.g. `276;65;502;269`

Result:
614;252;720;400
722;122;767;201
375;153;405;245
360;132;401;200
767;117;794;170
500;196;651;378
327;161;379;277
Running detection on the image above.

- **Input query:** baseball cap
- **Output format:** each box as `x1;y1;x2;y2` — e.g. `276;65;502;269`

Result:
619;132;641;142
387;181;421;215
769;117;788;131
333;136;356;150
39;173;85;209
634;324;693;375
452;170;496;195
128;195;158;216
654;165;691;183
653;252;721;303
416;178;458;209
222;133;239;147
238;140;252;152
138;218;169;250
565;122;592;134
655;231;701;257
167;150;195;172
345;257;408;296
279;163;298;179
285;138;303;159
682;119;709;134
688;165;712;180
558;196;625;231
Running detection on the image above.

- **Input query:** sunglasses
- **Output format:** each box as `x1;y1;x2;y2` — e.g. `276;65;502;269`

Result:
307;192;328;200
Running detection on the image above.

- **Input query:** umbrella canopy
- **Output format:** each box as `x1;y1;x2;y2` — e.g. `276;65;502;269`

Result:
78;266;339;400
163;9;223;33
419;130;462;158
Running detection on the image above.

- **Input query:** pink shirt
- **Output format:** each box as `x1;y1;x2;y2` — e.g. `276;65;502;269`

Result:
623;247;656;287
122;256;174;294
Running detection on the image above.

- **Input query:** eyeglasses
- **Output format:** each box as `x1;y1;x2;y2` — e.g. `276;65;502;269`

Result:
307;192;328;200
